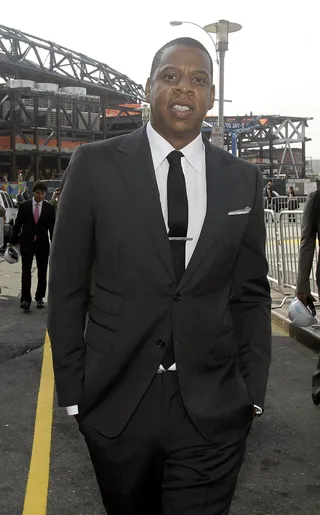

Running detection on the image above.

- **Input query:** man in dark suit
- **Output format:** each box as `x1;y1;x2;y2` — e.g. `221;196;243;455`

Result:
296;189;320;405
12;180;55;311
48;38;271;515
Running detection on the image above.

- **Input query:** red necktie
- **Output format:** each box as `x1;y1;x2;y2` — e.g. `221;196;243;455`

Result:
34;203;40;224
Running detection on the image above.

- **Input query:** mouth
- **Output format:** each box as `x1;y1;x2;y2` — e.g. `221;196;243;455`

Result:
168;100;194;118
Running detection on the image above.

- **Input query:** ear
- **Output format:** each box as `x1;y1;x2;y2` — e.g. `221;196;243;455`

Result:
209;84;215;110
145;78;151;103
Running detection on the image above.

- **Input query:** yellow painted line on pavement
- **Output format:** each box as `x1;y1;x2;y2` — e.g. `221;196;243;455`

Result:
22;332;54;515
272;321;289;336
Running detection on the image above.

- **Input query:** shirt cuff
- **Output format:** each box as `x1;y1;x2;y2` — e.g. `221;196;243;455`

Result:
66;405;79;416
254;405;263;416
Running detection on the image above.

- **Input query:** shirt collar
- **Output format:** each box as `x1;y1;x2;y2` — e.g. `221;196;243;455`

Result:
146;122;205;175
33;198;43;206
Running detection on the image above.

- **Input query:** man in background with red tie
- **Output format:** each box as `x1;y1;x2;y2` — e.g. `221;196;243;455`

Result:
11;181;55;311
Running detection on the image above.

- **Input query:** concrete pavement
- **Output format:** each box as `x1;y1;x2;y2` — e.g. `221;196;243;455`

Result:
1;257;320;514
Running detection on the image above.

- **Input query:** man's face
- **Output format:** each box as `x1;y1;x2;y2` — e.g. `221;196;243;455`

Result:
34;190;45;203
146;45;214;147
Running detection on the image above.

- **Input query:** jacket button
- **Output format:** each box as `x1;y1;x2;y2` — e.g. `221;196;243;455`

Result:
174;293;182;302
156;339;166;348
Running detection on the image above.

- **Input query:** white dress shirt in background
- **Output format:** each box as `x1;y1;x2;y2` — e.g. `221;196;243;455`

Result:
32;198;43;217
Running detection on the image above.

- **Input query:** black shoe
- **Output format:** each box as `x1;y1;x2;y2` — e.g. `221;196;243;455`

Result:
312;394;320;406
20;301;30;311
36;299;45;309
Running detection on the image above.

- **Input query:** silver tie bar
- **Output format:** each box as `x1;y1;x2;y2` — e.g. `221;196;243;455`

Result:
168;237;193;241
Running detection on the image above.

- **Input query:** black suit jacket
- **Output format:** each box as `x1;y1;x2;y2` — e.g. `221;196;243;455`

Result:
48;127;271;442
297;190;320;294
12;200;55;253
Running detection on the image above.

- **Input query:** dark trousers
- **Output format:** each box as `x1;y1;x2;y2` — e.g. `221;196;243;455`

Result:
21;243;49;303
79;372;248;515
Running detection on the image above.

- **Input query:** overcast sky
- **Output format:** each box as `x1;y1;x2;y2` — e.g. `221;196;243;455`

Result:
1;0;319;158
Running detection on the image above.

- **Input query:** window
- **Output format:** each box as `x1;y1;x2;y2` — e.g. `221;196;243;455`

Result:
0;192;8;208
5;193;14;208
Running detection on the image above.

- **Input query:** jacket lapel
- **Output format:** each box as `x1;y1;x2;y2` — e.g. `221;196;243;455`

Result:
112;127;176;282
178;138;229;291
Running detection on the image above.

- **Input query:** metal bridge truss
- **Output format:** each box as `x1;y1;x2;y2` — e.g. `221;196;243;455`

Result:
0;87;142;181
230;116;312;178
0;24;145;102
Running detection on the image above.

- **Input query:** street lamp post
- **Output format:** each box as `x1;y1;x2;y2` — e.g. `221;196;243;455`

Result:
170;19;242;148
170;20;219;63
203;20;242;140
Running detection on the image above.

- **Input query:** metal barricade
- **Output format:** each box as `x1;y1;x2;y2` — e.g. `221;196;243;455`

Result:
265;207;319;299
265;209;281;287
271;196;288;213
278;210;303;294
264;197;271;210
270;195;307;213
278;210;319;299
287;196;307;210
0;217;4;248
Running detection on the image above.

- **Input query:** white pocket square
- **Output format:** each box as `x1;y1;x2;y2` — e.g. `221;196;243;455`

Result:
228;207;252;216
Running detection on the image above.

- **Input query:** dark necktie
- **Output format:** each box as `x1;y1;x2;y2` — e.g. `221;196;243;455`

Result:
167;150;188;282
161;150;188;370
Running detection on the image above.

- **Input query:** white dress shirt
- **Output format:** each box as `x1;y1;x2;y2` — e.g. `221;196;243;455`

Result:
66;123;262;416
33;198;43;216
147;122;207;267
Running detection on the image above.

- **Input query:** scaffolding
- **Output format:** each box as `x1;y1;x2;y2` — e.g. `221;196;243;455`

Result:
206;115;312;178
0;25;145;180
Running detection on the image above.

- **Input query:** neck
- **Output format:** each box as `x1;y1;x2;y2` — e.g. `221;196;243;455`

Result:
149;120;200;150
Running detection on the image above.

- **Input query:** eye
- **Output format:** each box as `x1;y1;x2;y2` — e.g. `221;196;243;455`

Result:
164;73;177;81
194;77;207;84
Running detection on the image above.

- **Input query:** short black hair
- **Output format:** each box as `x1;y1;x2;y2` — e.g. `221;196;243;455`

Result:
33;181;47;193
150;37;213;81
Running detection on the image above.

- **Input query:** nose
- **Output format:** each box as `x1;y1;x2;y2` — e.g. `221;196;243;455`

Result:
174;75;194;95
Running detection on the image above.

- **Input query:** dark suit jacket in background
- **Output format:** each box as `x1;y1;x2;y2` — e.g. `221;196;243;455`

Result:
48;127;271;443
11;199;55;252
297;190;320;294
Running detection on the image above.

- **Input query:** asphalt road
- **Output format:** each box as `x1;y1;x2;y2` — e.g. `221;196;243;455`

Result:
1;258;320;514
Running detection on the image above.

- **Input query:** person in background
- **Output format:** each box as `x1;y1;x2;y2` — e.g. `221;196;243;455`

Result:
16;189;24;204
288;186;295;197
296;188;320;405
22;186;30;201
288;186;297;219
11;181;55;311
50;188;60;213
265;179;273;207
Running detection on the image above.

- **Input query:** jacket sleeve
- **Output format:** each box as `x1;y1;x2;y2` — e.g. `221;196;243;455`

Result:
296;192;317;294
47;145;94;407
230;166;272;409
48;204;55;243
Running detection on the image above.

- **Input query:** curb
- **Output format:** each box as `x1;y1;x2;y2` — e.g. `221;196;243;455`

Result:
271;309;320;352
